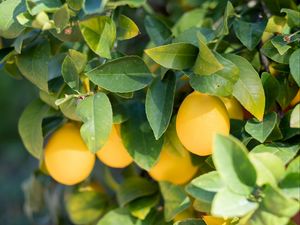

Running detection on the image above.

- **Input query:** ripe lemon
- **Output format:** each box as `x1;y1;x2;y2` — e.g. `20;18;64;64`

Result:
176;91;230;156
203;216;227;225
96;124;133;168
220;97;244;120
290;89;300;107
44;123;95;185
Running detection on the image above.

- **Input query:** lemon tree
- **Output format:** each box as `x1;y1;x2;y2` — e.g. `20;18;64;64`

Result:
0;0;299;224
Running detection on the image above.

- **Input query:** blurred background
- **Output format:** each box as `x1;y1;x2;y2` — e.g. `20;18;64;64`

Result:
0;67;38;225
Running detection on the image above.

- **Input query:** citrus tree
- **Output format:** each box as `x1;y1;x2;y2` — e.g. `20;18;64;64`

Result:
0;0;299;225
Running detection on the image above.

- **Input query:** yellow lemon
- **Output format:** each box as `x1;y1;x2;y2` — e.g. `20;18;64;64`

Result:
176;91;230;156
220;97;244;120
96;124;133;168
203;216;227;225
45;123;95;185
149;140;198;185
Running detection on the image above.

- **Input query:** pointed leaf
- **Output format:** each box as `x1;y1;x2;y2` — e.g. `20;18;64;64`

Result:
117;15;139;40
190;171;224;193
289;49;300;87
87;56;152;93
76;93;113;153
225;54;265;121
290;104;300;128
146;71;176;139
144;43;198;70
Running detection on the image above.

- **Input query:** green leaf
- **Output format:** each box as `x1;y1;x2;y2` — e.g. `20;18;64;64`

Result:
79;16;116;59
193;38;223;75
146;71;176;140
261;72;280;112
144;43;198;70
290;104;300;128
280;110;300;140
53;4;70;32
215;1;235;37
159;182;191;222
60;97;81;121
251;143;300;165
83;0;107;15
212;187;258;217
289;49;300;87
128;195;159;220
144;15;172;46
26;0;62;15
0;0;26;39
76;93;113;153
62;56;80;90
281;8;300;28
18;99;50;159
213;134;257;195
172;8;206;36
189;53;239;96
261;40;293;64
245;112;282;143
249;152;285;186
225;54;265;121
97;208;136;225
276;76;298;109
87;56;152;93
271;36;292;55
117;15;139;40
190;171;224;193
67;0;83;11
106;0;145;8
16;42;51;92
174;219;206;225
65;187;107;225
121;103;164;170
233;19;267;50
117;177;158;206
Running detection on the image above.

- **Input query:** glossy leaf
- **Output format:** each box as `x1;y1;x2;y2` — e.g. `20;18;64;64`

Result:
79;16;116;59
271;36;291;55
87;56;152;93
159;182;191;222
121;103;164;170
76;93;113;153
189;53;239;97
226;54;265;121
117;177;158;207
261;40;293;64
233;19;267;50
16;42;51;92
117;15;139;40
18;99;50;159
0;0;26;39
193;38;223;75
213;134;257;195
146;72;176;139
290;104;300;128
245;112;282;143
144;43;198;70
289;49;300;87
190;171;224;193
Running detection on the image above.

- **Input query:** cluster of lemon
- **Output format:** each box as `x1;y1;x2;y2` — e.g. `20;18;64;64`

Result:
44;91;246;186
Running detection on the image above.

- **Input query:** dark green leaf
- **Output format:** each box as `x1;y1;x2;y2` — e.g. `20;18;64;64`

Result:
146;72;176;139
189;53;239;96
117;177;158;207
159;182;191;222
76;93;113;153
271;36;292;55
144;15;172;46
261;72;280;112
87;56;152;93
121;103;164;170
215;1;235;37
281;8;300;28
16;42;51;92
62;56;80;90
128;195;159;220
226;54;265;121
245;112;282;143
79;16;116;59
213;134;257;195
18;99;50;159
261;40;293;64
144;43;198;70
0;0;26;39
289;49;300;87
233;19;267;50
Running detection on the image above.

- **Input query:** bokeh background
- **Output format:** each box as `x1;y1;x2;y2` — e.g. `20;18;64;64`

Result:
0;67;38;225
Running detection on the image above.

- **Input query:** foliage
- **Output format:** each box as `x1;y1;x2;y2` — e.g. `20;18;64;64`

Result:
0;0;299;225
